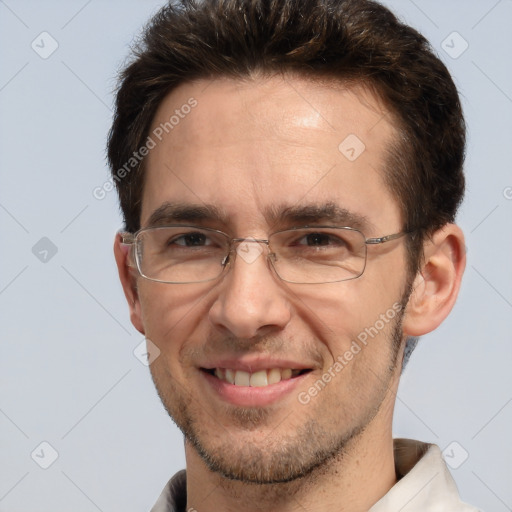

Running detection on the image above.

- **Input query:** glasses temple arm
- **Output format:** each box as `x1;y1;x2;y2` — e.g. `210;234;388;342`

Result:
365;231;411;245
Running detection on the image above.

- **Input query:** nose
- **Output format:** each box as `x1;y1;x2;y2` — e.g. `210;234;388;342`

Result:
209;240;292;339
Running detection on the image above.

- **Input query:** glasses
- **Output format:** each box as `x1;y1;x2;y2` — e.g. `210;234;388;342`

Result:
121;225;409;285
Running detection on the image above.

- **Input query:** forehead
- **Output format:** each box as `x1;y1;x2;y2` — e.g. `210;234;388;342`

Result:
141;75;401;233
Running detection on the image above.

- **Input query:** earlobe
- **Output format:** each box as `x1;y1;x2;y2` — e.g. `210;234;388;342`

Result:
402;224;466;337
113;233;145;334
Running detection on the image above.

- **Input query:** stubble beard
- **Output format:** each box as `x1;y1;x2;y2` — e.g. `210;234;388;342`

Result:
150;299;408;486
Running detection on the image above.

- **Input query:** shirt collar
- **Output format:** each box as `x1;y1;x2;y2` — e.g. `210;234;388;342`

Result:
369;439;478;511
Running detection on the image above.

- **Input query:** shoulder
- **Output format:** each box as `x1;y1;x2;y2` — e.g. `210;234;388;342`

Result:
150;470;187;512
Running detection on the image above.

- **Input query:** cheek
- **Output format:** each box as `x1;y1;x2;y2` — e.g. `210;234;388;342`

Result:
138;282;214;347
293;278;400;347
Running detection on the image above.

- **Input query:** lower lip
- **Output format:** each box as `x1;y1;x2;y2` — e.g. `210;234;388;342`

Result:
201;370;309;407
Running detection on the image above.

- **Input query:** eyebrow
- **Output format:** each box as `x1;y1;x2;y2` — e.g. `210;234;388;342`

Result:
145;202;226;228
144;201;375;232
264;202;375;232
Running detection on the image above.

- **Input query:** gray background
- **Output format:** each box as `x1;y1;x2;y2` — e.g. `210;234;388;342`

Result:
1;0;511;510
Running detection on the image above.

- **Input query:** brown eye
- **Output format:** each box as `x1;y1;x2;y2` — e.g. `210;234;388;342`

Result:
295;232;347;248
171;232;210;247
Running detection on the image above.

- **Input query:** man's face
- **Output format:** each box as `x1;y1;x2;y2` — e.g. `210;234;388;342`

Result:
134;75;412;483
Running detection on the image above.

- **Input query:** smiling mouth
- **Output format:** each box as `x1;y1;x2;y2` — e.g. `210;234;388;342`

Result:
202;368;312;387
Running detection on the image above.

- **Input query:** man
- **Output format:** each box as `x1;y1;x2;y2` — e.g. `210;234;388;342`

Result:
109;0;477;510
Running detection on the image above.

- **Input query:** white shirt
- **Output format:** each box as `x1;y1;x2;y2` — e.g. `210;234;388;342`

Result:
151;438;479;511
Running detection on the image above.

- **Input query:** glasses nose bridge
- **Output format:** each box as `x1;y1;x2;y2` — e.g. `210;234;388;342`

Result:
222;237;274;267
229;237;271;256
230;236;270;247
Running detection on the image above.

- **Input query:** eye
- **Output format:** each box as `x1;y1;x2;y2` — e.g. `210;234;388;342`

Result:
170;232;213;247
301;233;334;246
295;232;347;248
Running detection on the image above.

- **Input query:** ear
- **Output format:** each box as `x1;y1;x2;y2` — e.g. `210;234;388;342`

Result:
114;232;145;334
402;224;466;337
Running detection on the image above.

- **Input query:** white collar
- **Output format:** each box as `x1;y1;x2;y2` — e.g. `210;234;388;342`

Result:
369;438;478;511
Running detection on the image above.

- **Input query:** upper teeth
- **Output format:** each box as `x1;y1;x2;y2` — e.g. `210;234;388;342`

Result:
213;368;295;387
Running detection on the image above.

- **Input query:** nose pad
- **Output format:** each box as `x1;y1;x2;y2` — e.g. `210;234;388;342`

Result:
267;251;277;263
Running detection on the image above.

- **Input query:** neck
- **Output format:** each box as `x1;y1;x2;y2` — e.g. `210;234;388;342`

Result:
185;392;397;512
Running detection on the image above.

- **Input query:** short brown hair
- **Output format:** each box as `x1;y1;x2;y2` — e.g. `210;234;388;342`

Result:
107;0;465;272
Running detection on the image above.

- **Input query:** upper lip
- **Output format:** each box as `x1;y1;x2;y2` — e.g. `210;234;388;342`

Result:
200;357;315;373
